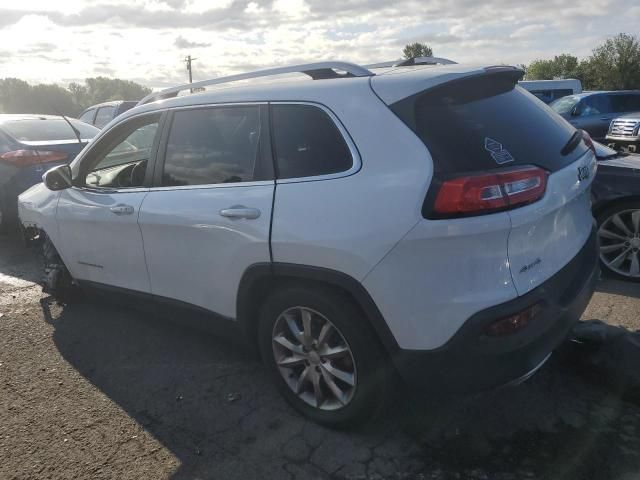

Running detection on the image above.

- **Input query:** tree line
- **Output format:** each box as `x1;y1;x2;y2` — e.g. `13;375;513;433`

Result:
524;33;640;90
0;77;151;117
405;33;640;91
1;32;637;118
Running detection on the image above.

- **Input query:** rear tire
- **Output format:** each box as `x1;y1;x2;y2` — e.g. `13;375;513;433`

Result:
258;284;390;428
596;200;640;282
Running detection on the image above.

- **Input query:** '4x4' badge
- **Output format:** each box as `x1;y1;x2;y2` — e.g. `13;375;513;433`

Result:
484;138;514;165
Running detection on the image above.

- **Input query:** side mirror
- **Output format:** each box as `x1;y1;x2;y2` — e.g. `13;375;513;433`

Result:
571;105;582;117
43;164;73;191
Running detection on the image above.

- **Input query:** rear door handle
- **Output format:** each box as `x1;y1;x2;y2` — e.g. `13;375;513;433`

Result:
110;204;135;215
219;205;261;220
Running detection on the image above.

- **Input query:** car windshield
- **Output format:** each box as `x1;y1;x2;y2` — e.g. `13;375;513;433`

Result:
1;118;99;142
550;95;580;115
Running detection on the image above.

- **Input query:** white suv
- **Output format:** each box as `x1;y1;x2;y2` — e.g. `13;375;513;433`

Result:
18;60;599;427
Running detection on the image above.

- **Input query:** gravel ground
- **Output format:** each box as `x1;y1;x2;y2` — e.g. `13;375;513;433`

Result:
1;232;640;480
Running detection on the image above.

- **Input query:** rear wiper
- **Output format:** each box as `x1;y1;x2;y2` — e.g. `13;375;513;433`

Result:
561;130;582;156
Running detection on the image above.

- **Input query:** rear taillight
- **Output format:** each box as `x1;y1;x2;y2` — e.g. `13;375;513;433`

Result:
433;166;548;217
581;130;596;156
0;150;68;168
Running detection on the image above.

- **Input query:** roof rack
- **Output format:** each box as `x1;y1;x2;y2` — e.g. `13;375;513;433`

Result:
138;61;374;105
364;56;457;69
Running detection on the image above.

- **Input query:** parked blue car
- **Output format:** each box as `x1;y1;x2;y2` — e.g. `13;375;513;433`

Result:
0;114;99;231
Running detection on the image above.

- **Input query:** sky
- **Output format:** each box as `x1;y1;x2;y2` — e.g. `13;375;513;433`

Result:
0;0;638;89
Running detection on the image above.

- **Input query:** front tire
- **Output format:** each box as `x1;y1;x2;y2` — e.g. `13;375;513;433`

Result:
42;236;81;303
258;285;389;428
596;201;640;282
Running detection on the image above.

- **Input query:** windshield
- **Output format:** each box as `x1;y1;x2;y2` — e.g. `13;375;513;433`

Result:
550;95;580;115
1;118;99;142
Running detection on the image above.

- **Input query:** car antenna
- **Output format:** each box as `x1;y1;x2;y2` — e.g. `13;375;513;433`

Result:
49;105;83;144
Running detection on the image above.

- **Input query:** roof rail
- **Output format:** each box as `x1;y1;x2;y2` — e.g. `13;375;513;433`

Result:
364;56;457;69
138;61;374;105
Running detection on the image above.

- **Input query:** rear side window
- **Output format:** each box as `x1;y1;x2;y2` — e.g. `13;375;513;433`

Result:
271;104;352;179
610;94;640;113
392;74;585;174
162;106;262;186
94;106;116;128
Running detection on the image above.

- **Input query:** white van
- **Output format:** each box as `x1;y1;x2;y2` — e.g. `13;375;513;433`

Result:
519;79;582;104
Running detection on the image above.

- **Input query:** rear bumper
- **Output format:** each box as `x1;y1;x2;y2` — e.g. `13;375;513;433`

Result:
392;225;599;393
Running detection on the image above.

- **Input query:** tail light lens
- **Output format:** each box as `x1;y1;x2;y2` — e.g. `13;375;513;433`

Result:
581;130;596;156
433;165;548;217
0;150;68;168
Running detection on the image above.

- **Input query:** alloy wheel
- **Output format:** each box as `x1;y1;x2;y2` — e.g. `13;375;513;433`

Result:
271;306;357;410
598;208;640;278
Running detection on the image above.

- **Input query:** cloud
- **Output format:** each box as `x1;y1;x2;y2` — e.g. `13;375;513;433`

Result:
0;0;636;88
510;24;547;40
174;35;211;49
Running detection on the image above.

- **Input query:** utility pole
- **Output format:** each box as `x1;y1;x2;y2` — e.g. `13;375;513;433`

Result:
184;55;197;92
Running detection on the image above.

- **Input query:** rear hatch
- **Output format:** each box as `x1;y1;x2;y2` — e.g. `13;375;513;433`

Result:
378;67;597;295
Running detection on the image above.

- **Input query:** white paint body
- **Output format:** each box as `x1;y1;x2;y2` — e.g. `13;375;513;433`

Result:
18;62;596;351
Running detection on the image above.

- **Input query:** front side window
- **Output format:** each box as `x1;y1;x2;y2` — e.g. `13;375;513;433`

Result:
94;106;116;128
271;104;352;179
580;95;612;116
78;109;95;124
82;114;160;189
162;106;262;186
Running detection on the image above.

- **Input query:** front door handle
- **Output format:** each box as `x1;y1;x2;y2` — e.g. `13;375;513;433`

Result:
110;204;135;215
219;205;261;220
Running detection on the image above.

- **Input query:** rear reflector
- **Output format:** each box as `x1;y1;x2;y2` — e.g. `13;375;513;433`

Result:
433;165;548;217
484;303;542;337
0;150;68;168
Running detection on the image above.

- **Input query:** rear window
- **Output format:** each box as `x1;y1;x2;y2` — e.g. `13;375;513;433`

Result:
392;74;585;174
1;118;99;142
530;89;573;104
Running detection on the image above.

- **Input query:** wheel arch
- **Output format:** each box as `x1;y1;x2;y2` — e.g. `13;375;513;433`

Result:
236;263;400;356
592;195;640;220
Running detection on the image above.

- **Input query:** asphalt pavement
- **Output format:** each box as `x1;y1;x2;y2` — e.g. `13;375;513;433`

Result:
1;232;639;480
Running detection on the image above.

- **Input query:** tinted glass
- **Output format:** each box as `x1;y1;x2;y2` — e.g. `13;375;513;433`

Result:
550;95;580;115
610;94;640;113
94;106;116;128
78;109;95;124
271;104;352;179
392;75;585;174
1;118;98;142
581;95;612;116
530;89;573;104
162;106;261;186
84;115;160;188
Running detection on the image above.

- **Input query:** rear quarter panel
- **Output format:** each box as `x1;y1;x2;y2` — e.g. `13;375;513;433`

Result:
270;83;432;281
